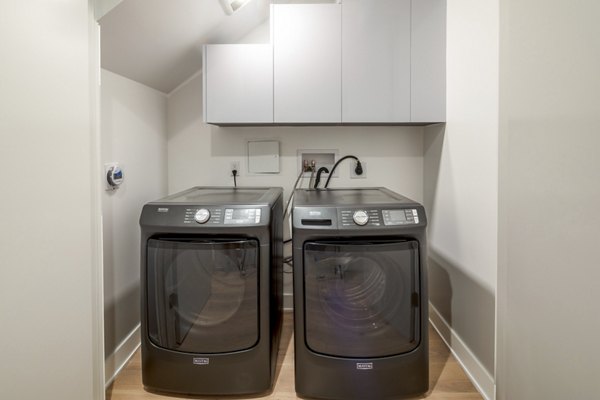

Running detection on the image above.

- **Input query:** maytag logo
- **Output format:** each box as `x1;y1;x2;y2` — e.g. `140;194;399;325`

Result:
193;357;209;366
356;362;373;370
157;207;169;213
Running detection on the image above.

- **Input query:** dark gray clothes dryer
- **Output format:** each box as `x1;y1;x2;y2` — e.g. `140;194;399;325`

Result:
139;187;283;396
292;188;428;400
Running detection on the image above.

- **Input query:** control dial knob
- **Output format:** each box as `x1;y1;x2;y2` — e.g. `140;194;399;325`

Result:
352;210;369;226
194;208;211;224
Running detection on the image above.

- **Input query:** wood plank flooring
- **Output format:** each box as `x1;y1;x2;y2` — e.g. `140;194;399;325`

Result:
107;312;482;400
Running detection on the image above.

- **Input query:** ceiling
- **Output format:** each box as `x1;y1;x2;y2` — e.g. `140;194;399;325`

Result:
99;0;270;94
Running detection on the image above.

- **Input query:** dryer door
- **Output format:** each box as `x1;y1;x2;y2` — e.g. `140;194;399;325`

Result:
146;238;259;353
303;240;420;358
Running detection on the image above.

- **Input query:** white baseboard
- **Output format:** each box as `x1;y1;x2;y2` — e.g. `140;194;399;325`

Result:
105;324;141;388
429;303;495;400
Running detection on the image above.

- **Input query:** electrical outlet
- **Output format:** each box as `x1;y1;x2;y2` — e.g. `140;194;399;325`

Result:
350;161;367;179
230;161;240;176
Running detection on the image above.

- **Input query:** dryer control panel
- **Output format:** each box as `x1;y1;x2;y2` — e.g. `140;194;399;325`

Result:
181;207;263;225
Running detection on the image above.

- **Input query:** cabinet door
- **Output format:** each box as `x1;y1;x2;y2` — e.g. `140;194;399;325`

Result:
342;0;411;123
273;4;341;123
411;0;446;122
204;44;273;124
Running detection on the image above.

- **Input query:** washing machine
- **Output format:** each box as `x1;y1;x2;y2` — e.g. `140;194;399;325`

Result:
139;186;283;395
292;187;428;399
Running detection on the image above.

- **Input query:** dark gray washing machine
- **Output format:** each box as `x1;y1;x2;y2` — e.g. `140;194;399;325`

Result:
292;188;428;400
139;187;283;395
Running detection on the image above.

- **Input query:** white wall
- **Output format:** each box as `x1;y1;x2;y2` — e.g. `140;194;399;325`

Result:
497;1;600;399
0;1;102;399
101;69;168;383
423;1;498;398
168;74;424;199
167;73;425;306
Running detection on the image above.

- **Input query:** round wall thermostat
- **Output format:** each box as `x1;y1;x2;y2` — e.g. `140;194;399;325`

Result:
106;165;124;189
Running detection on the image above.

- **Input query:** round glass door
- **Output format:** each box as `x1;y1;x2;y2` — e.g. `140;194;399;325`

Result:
146;238;259;354
303;240;420;358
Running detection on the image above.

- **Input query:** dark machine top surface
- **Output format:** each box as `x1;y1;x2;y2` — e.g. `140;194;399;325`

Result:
293;187;418;207
150;186;281;206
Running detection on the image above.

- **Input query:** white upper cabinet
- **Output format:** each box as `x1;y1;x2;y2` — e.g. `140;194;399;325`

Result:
342;0;411;123
202;1;445;125
411;0;446;123
203;44;273;124
273;4;342;124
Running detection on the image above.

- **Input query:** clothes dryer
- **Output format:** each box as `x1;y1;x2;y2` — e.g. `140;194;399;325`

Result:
292;188;428;399
140;187;283;395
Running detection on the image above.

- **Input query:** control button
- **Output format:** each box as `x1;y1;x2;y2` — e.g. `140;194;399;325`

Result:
412;209;419;223
353;210;369;226
194;208;211;224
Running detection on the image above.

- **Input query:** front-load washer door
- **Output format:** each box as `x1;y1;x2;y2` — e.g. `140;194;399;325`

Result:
146;238;259;354
303;240;420;358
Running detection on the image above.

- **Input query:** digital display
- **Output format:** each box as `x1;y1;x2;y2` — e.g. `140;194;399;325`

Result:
387;210;408;222
224;208;261;225
382;209;418;226
232;209;251;219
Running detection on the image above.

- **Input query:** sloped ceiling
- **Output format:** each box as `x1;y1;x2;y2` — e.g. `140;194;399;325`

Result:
99;0;270;93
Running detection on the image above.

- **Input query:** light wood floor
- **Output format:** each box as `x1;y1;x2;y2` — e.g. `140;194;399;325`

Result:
107;312;482;400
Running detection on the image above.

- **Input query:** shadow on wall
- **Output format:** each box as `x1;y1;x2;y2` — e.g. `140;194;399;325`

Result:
423;124;495;377
423;124;444;215
428;251;495;376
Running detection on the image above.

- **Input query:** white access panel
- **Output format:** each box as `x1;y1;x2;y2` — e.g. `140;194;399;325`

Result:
411;0;446;123
342;0;411;123
273;4;342;123
248;140;280;174
204;44;273;124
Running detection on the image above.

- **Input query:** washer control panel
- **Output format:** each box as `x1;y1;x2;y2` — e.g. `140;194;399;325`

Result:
224;208;261;225
382;209;419;225
184;208;223;225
